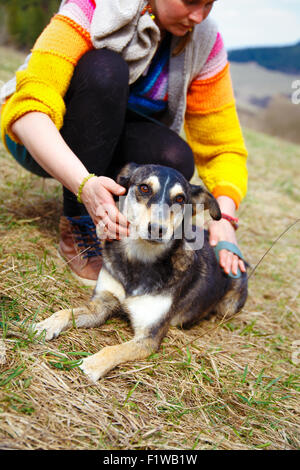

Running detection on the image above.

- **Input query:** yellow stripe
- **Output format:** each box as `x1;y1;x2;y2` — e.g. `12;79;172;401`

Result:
185;103;248;208
32;48;79;67
24;51;75;96
1;72;66;144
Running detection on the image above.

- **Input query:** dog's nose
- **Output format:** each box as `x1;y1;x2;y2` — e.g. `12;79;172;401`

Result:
148;223;167;239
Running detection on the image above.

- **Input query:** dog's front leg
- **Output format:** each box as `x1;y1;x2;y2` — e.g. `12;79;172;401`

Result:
79;335;159;382
80;294;172;382
33;292;121;340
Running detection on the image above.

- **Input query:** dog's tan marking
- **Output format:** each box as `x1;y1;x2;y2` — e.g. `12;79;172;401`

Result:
144;175;160;193
121;237;171;263
79;337;156;382
33;292;120;340
213;284;245;319
169;183;184;200
33;309;74;340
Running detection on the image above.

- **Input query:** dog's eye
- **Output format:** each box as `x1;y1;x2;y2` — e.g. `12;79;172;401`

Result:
174;195;185;204
139;184;150;194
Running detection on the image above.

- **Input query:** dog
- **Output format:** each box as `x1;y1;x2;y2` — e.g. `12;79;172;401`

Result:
34;163;248;382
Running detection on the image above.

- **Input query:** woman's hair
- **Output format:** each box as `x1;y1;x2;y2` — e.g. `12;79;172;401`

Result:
172;30;193;56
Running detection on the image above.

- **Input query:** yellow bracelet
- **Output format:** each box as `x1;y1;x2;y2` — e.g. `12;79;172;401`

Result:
77;173;96;203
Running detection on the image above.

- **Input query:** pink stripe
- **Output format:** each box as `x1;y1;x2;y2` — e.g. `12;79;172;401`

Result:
197;52;228;80
65;0;95;22
206;33;224;63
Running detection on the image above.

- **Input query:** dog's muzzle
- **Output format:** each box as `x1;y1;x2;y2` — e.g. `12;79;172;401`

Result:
147;222;168;243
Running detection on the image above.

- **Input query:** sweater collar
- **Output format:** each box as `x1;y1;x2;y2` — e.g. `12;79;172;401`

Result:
91;0;161;84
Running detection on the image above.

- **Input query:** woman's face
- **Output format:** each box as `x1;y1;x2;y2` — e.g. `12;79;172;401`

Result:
151;0;217;36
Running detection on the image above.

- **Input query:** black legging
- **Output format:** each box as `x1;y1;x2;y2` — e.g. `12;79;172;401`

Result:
59;49;195;216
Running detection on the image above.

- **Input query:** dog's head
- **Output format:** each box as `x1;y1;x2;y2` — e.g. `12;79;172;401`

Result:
117;163;221;243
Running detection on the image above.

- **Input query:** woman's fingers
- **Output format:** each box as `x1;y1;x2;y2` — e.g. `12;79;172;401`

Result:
231;254;239;276
96;202;128;228
208;219;246;276
219;250;242;276
219;249;230;273
99;176;126;196
96;202;129;239
239;259;246;273
80;175;130;240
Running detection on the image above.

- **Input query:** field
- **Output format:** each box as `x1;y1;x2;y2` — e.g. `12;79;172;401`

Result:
0;47;300;450
230;62;299;114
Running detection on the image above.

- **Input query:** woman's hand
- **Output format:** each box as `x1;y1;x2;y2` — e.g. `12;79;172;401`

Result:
81;175;129;240
208;195;246;276
208;218;246;276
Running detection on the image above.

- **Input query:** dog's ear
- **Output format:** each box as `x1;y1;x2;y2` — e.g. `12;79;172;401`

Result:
190;184;221;220
116;163;140;189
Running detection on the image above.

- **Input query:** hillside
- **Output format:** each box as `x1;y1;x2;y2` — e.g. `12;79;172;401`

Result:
229;62;300;145
228;42;300;75
230;62;298;113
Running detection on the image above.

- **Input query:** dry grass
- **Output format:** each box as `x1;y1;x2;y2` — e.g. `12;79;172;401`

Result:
0;48;299;451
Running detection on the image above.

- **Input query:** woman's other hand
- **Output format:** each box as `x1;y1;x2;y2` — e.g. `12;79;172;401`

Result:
208;195;246;276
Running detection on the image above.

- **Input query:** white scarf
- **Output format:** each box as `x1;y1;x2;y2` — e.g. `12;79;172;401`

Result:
90;0;161;83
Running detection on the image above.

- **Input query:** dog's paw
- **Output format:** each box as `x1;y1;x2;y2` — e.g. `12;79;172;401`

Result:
79;352;109;382
33;310;70;341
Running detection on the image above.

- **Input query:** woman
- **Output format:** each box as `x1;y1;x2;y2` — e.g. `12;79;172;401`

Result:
0;0;248;285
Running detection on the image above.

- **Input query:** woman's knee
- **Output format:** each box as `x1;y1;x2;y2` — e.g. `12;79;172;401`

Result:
123;120;195;181
71;49;129;98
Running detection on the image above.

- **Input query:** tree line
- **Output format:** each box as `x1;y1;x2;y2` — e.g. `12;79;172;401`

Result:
0;0;60;49
228;42;300;75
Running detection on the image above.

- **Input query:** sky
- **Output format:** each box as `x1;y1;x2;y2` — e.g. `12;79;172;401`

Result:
211;0;300;50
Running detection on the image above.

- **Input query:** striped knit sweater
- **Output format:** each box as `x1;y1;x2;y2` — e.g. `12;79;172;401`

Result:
0;0;248;208
128;32;171;116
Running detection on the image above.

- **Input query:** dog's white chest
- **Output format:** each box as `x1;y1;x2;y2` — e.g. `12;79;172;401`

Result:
95;268;172;335
125;295;172;335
